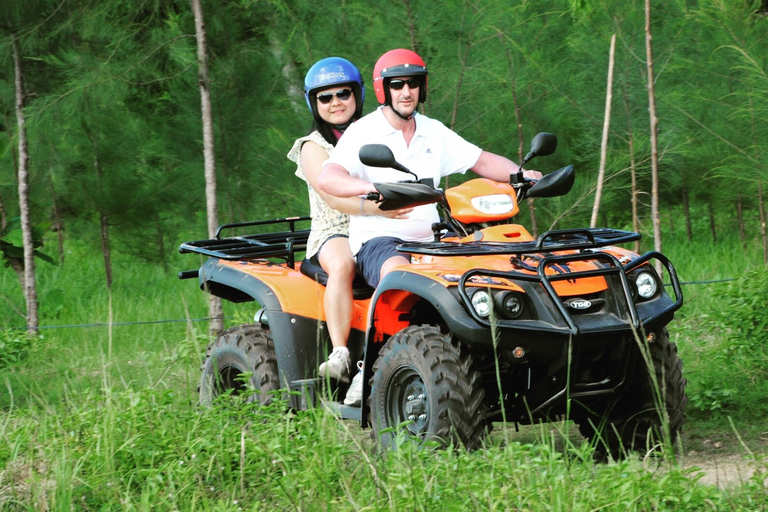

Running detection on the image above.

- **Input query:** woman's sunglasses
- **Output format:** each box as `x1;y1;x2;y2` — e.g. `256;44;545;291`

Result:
316;88;353;104
388;78;421;90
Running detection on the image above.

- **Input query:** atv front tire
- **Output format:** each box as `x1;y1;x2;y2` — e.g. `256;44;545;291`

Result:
575;329;687;460
199;324;280;406
369;325;489;450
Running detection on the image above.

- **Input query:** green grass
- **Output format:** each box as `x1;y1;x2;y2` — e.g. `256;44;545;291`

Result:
2;386;765;510
1;230;767;509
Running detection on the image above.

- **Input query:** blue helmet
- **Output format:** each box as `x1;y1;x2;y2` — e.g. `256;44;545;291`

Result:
304;57;365;121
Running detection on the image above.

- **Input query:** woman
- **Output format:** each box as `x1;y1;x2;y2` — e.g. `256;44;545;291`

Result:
287;57;409;405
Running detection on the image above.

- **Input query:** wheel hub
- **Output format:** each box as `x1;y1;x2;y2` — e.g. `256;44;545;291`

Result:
405;395;426;416
386;366;431;436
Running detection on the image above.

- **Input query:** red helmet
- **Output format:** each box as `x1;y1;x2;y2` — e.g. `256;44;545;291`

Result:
373;49;428;105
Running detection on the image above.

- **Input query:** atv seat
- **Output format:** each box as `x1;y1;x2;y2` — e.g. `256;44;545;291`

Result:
299;257;375;300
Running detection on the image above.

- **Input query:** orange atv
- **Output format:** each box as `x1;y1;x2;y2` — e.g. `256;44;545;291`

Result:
179;133;686;459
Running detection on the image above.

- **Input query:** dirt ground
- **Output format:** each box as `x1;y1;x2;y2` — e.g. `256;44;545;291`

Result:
682;452;766;488
491;424;768;489
680;433;768;488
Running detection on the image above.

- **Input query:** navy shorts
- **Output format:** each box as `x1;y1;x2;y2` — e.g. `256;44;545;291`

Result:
356;237;409;288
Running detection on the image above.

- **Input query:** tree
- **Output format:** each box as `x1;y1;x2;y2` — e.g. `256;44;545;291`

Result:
10;35;39;331
191;0;223;333
590;33;616;228
644;0;663;271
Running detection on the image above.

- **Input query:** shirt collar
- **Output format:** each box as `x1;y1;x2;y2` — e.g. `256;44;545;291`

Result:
376;106;422;138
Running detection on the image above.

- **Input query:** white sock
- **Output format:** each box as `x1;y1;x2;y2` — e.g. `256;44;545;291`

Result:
331;346;350;359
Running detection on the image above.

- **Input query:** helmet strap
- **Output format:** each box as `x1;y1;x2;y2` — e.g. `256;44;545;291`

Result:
331;127;345;140
388;103;417;121
331;118;354;131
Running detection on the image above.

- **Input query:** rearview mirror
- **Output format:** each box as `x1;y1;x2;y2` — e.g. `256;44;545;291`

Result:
522;133;558;167
359;144;417;180
359;144;397;168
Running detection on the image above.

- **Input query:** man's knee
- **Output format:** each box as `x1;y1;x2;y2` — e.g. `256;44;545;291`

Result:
380;255;410;279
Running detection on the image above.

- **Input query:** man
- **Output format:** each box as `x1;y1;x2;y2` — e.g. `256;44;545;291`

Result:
318;48;540;288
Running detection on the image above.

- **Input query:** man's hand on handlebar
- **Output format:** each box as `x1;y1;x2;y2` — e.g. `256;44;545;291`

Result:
511;169;543;186
523;169;543;181
359;191;413;218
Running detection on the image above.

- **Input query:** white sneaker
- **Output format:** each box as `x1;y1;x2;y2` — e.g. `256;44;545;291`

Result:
343;361;364;406
319;349;351;384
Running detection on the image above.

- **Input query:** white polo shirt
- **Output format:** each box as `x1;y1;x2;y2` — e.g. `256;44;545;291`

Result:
324;107;482;255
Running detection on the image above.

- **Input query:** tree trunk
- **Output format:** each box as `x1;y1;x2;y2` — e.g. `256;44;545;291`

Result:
156;214;168;272
645;0;663;274
12;35;39;333
192;0;223;334
500;31;538;236
622;82;640;254
100;210;113;290
748;93;767;264
759;180;767;265
736;196;746;249
91;145;114;290
444;4;475;191
681;187;693;242
50;184;65;264
0;192;7;231
591;34;616;229
708;201;717;243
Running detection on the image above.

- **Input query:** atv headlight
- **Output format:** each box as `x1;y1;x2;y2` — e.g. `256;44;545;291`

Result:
471;194;514;215
635;271;657;299
497;291;524;319
471;290;492;317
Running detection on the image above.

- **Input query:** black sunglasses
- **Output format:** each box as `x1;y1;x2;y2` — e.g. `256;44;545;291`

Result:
388;78;421;90
316;88;353;104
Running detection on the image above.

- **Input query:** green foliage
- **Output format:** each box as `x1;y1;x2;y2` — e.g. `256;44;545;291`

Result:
0;217;54;267
679;266;768;421
2;1;768;505
719;269;768;372
687;374;737;413
1;0;767;259
0;224;765;508
2;382;761;510
0;329;35;368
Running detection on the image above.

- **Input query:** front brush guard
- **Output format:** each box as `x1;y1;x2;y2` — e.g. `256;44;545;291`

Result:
457;250;682;417
457;250;683;335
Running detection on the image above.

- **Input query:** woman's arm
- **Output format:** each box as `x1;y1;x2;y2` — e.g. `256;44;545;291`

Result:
301;141;410;217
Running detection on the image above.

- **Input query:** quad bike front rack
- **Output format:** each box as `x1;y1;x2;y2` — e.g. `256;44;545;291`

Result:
398;227;642;257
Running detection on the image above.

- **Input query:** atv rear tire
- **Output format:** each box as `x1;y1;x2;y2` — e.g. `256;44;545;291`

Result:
369;325;489;450
575;329;687;460
199;324;280;406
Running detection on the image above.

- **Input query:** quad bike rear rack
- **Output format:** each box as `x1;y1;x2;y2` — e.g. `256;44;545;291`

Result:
178;217;311;270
